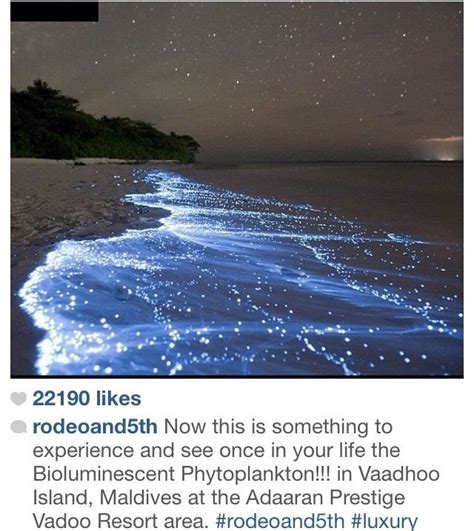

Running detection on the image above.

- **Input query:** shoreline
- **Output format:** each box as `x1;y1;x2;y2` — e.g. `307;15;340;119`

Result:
14;163;463;376
11;157;182;166
11;160;463;376
11;161;173;376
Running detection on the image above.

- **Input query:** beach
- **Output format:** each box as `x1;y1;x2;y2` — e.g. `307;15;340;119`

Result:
11;159;172;374
11;160;463;376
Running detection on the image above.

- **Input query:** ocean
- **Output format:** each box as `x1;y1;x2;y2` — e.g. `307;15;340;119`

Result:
19;162;463;376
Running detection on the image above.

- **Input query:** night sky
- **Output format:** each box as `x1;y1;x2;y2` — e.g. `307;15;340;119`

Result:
11;2;463;162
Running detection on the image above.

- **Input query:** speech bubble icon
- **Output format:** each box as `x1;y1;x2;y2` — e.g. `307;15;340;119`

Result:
10;392;27;406
11;420;27;433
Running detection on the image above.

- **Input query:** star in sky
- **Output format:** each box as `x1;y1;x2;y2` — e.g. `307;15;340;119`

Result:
11;2;463;161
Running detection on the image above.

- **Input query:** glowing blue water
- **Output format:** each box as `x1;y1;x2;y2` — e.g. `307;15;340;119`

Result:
19;170;462;376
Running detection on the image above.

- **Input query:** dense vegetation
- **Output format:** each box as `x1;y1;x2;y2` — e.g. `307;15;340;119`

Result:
11;80;200;162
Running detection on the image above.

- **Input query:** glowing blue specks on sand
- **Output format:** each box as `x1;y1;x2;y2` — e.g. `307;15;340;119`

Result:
19;170;463;375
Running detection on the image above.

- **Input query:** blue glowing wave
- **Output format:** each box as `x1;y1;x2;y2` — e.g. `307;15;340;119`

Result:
19;170;463;375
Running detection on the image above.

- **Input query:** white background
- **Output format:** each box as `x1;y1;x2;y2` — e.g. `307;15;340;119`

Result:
1;2;471;530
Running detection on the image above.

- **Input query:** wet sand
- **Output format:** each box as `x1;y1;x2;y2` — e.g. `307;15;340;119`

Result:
11;160;172;375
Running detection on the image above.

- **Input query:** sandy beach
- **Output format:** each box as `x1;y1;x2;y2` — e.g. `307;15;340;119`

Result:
11;159;173;374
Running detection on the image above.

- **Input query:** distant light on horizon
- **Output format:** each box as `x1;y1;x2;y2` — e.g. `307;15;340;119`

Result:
418;135;463;161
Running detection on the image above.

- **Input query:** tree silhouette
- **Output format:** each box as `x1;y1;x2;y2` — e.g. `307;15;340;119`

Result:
12;80;200;162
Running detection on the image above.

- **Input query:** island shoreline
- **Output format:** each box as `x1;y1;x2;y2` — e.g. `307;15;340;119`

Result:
11;160;176;376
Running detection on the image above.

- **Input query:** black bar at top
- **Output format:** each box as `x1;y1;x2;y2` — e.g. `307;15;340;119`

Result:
11;2;99;22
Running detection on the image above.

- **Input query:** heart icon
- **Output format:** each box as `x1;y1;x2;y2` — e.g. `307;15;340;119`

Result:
10;392;27;406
